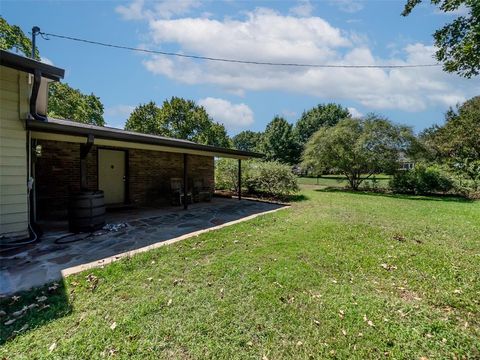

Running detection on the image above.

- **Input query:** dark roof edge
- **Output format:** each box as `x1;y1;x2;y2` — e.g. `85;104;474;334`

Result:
0;50;65;81
26;119;263;159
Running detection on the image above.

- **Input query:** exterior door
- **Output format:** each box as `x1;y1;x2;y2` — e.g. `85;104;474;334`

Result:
98;149;126;204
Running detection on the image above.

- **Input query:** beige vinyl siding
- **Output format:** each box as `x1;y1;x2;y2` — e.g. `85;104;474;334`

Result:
0;66;29;238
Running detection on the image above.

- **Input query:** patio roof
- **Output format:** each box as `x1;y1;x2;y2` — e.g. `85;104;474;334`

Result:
27;118;263;160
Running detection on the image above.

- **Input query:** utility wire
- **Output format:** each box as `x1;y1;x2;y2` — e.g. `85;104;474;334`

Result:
39;31;441;69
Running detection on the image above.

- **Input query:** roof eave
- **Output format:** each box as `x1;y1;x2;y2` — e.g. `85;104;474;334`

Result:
0;50;65;81
25;119;264;159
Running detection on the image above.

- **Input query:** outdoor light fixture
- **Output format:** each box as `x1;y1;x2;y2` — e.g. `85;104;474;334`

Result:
35;144;42;157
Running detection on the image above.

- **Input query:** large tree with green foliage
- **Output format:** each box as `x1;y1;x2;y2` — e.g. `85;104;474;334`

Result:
295;103;351;144
303;115;415;190
125;97;231;147
260;116;300;165
232;130;262;152
1;17;105;125
402;0;479;78
0;16;39;59
48;82;105;126
421;96;480;179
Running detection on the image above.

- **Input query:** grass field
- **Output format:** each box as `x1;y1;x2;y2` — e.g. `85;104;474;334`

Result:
1;188;479;359
298;175;391;189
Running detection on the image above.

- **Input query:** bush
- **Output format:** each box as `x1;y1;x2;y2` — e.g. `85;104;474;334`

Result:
215;158;239;192
247;161;299;197
390;164;453;195
449;173;480;198
215;159;298;197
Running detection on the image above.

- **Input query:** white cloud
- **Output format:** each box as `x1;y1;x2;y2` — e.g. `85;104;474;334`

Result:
116;0;201;20
433;4;469;16
123;7;477;113
330;0;364;13
115;0;145;20
281;110;298;119
198;97;254;130
290;0;314;17
347;107;363;118
104;104;135;128
40;57;54;65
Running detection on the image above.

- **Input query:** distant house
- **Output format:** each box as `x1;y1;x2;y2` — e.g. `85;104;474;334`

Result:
0;50;261;239
398;152;415;170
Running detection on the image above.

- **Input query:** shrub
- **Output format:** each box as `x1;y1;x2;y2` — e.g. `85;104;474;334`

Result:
247;161;299;197
215;159;299;197
449;173;480;198
215;158;251;192
390;164;453;195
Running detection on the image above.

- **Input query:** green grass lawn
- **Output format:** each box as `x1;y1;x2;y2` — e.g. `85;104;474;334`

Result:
1;188;479;359
298;175;391;189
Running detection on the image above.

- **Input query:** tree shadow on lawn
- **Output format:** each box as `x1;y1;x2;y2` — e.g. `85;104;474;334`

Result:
0;279;71;345
315;187;474;203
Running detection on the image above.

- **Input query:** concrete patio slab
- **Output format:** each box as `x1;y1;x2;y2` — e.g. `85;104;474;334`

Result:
0;198;286;295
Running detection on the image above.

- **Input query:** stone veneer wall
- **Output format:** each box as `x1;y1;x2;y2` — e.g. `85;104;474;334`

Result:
34;140;214;219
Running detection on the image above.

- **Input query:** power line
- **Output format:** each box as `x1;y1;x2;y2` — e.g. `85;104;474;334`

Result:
39;31;441;69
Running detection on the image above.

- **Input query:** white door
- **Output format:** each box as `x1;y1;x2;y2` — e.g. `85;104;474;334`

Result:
98;149;126;204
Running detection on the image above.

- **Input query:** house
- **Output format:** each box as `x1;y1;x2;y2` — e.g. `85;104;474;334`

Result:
0;50;261;240
398;152;415;171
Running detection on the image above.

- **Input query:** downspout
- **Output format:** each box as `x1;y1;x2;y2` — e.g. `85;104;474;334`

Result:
29;69;47;121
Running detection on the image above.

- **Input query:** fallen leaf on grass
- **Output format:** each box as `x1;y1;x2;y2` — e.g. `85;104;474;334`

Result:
86;274;99;291
296;341;303;346
381;263;397;271
110;322;117;330
48;283;59;292
453;289;462;294
4;318;16;326
13;324;28;334
49;342;57;352
338;310;345;319
367;320;375;327
147;277;153;282
393;234;406;242
341;329;347;336
12;306;27;317
173;279;184;286
167;299;172;306
313;319;321;326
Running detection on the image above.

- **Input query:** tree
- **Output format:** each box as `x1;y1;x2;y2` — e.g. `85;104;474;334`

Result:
0;16;39;59
420;96;480;179
303;115;415;190
260;116;300;165
48;82;105;126
123;101;161;135
402;0;480;78
125;97;231;147
232;130;262;152
295;103;351;144
1;17;106;125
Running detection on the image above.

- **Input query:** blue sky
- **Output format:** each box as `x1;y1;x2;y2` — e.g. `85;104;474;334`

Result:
3;0;479;135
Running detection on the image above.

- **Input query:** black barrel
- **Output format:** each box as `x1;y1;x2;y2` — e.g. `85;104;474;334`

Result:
68;191;106;233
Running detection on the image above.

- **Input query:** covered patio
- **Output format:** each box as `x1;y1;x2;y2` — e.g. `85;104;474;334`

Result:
0;198;285;295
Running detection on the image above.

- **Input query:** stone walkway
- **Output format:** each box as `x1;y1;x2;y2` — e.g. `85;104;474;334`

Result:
0;198;285;295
